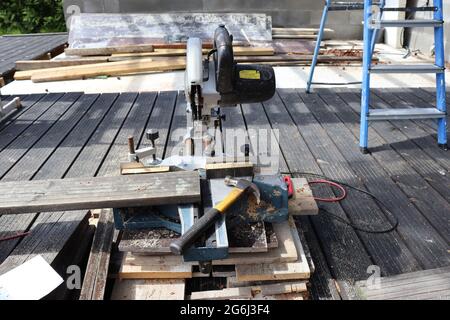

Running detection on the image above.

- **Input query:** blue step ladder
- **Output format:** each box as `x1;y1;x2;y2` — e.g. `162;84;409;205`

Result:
306;1;385;93
360;0;447;153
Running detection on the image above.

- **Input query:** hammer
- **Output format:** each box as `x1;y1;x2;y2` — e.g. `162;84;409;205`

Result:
170;176;260;255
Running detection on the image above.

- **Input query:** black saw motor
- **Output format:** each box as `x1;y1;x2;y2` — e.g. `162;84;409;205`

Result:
213;25;276;105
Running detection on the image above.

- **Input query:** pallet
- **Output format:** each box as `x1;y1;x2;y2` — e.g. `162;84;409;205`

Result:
112;217;312;300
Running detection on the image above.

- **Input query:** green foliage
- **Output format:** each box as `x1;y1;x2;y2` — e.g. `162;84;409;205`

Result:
0;0;66;34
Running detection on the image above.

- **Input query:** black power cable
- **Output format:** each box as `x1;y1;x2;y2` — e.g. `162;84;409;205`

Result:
286;172;399;234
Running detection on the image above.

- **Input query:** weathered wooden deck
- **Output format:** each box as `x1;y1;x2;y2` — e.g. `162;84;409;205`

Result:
0;88;449;299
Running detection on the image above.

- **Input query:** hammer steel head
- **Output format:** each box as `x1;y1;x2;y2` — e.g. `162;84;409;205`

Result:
224;176;260;204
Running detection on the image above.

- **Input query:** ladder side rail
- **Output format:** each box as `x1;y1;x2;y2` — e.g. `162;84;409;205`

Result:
306;0;331;93
370;0;386;55
360;0;374;153
434;0;447;149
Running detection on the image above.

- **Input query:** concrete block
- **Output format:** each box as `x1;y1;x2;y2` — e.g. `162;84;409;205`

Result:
118;0;203;12
270;10;312;28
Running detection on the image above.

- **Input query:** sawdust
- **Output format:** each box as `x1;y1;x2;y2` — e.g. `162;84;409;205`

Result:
324;48;364;57
121;229;179;250
246;196;277;220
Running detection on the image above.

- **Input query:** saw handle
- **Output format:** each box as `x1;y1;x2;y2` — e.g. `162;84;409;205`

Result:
170;188;244;255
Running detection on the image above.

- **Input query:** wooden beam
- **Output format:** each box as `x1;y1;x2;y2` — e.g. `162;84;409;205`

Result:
14;58;186;82
272;27;334;34
0;171;200;215
15;58;110;71
32;58;185;82
118;262;193;279
65;44;154;56
189;281;307;300
190;287;253;300
79;209;115;300
111;279;185;300
111;46;274;58
289;178;319;216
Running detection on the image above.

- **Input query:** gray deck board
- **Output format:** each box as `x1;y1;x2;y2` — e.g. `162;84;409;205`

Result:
334;90;450;243
312;90;450;269
280;89;420;276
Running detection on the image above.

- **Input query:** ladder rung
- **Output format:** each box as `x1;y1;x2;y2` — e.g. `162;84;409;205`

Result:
370;19;444;29
381;6;437;12
329;2;365;11
370;64;445;74
367;108;446;121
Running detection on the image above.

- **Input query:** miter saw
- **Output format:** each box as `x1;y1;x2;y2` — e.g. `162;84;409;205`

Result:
115;25;286;270
183;24;276;157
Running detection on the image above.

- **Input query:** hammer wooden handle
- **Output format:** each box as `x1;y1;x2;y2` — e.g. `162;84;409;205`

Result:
170;187;245;255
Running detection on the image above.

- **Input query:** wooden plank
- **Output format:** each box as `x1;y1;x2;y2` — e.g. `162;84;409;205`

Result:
65;44;154;56
15;58;110;71
235;217;310;282
289;177;318;215
119;261;192;280
0;171;201;215
15;58;185;82
111;279;185;300
190;281;307;300
79;208;115;300
110;47;273;60
190;287;253;300
251;293;305;300
273;27;333;35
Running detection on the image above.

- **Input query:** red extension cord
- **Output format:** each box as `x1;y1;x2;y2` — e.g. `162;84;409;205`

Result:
308;179;347;202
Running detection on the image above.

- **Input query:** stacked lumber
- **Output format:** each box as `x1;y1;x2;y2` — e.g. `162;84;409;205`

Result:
111;216;314;300
272;27;334;40
13;38;377;83
13;45;275;83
